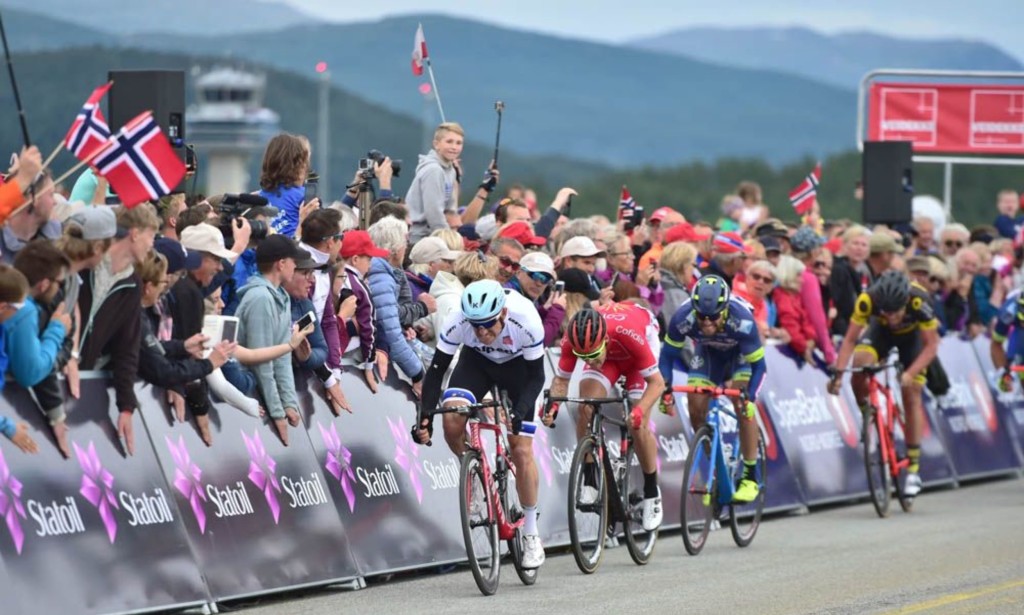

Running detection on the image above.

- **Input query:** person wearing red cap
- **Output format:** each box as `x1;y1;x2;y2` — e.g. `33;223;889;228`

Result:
497;220;546;249
707;231;752;286
338;230;389;393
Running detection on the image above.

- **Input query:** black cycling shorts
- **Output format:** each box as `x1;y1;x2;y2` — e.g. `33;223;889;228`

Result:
855;320;926;384
448;348;533;424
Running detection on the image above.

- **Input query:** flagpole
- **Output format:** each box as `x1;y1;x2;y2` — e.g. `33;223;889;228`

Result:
425;58;446;123
0;10;30;146
9;146;105;218
40;142;63;172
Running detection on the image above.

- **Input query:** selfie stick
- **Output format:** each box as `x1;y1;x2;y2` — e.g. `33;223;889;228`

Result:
493;100;504;167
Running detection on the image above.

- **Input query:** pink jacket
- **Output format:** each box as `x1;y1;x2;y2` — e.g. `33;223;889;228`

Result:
800;268;836;363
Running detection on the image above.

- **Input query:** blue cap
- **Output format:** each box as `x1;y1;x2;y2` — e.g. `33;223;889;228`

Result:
154;236;202;274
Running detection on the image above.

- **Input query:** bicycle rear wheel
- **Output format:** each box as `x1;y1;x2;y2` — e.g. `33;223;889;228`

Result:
729;436;766;547
460;450;500;595
862;413;892;518
502;472;538;585
567;435;608;574
681;425;715;556
622;445;658;565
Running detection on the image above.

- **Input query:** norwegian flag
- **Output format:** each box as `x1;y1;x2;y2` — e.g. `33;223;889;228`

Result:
412;23;428;76
92;111;185;208
64;82;113;161
789;163;821;215
620;185;635;211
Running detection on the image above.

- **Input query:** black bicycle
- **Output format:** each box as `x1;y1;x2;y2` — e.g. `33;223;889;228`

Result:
543;390;657;573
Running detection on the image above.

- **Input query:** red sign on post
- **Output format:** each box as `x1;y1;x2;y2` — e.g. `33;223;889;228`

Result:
868;83;1024;154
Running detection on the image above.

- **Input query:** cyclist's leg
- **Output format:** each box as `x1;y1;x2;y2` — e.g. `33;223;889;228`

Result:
896;333;926;473
730;362;759;463
493;358;541;526
443;350;492;457
577;367;614;441
685;341;714;431
622;371;656;473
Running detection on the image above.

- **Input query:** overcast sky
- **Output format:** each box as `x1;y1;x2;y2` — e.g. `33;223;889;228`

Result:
282;0;1024;60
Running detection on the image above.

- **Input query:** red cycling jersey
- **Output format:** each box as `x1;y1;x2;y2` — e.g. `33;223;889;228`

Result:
557;302;660;395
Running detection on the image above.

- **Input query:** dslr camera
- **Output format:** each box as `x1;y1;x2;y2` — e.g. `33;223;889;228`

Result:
219;193;271;244
359;149;402;181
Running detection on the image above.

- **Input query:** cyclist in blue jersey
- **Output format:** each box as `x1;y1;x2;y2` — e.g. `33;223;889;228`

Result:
991;288;1024;391
658;275;767;503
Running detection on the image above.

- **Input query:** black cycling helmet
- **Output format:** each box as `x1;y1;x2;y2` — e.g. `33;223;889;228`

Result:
871;270;911;313
691;275;731;318
567;308;607;355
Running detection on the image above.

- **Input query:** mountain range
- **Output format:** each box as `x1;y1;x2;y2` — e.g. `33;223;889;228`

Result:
628;26;1023;91
0;2;1020;168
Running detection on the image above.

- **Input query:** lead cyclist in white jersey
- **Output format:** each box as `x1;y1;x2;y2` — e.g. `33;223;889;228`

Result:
412;279;548;569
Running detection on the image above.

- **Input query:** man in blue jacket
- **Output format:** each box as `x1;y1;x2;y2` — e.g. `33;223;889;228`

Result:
7;240;72;456
236;235;308;445
0;264;38;454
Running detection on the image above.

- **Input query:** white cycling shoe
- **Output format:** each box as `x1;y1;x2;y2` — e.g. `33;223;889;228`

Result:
578;485;599;506
641;488;663;531
520;534;546;569
904;472;922;497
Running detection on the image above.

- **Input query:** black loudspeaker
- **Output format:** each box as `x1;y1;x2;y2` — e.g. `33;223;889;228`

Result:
107;69;185;164
862;140;913;225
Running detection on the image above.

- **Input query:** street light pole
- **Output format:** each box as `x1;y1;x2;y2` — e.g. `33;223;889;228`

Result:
316;62;330;200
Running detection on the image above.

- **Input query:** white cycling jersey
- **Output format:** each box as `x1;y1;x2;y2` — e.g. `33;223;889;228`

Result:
437;290;545;363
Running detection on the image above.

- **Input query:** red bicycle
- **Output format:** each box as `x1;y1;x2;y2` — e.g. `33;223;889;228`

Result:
426;386;536;596
837;361;913;517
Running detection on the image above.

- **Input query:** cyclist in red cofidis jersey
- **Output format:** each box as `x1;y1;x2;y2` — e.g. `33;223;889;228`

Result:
543;301;667;531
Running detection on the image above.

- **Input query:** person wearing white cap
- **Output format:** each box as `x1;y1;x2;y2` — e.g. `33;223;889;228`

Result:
558;236;613;305
510;251;565;346
406;236;458;301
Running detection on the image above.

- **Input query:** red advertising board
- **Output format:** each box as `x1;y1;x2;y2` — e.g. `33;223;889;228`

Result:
868;83;1024;154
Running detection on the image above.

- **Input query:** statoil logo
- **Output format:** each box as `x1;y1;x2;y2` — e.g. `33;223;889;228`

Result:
386;416;420;502
422;457;460;490
318;422;356;512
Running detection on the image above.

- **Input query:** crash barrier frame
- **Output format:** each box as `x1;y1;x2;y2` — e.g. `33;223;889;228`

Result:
0;335;1019;614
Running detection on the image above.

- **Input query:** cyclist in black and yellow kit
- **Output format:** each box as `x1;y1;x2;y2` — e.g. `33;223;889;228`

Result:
827;270;940;497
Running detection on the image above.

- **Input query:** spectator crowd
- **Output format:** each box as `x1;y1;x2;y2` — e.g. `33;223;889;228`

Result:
0;120;1020;456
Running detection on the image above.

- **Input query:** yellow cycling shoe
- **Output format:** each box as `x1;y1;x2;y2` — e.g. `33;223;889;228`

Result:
732;479;760;503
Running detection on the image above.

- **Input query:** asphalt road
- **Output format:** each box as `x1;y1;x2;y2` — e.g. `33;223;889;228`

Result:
232;477;1024;615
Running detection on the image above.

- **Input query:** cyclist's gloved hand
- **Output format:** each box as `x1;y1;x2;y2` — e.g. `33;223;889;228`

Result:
410;408;433;446
658;391;676;417
826;375;842;396
999;369;1014;393
743;401;757;420
510;415;523;436
541;402;560;428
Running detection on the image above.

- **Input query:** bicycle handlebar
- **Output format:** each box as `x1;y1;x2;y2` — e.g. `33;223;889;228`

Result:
673;384;745;399
541;391;625;429
834;361;903;376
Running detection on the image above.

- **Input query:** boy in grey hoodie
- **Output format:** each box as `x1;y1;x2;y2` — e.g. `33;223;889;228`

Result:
405;122;499;243
236;235;309;445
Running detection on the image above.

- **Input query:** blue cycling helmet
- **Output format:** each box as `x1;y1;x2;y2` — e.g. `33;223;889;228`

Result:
691;275;731;317
462;279;507;323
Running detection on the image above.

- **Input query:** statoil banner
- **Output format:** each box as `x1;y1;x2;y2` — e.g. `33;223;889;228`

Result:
0;378;208;615
137;382;361;600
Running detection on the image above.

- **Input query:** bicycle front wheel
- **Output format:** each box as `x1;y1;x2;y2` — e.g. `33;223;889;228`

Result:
681;425;715;556
729;436;766;547
502;472;538;585
862;412;892;518
622;445;658;565
567;435;608;574
460;450;500;595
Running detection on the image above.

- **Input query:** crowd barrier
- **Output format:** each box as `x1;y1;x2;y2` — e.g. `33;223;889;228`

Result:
0;336;1019;614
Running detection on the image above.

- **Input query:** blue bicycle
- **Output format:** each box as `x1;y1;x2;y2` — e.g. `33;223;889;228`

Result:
676;384;767;555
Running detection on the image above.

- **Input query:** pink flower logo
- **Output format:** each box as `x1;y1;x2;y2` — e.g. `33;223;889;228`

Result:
74;441;119;543
0;449;26;553
318;422;356;512
386;416;423;503
165;435;207;533
533;424;555;487
242;429;281;523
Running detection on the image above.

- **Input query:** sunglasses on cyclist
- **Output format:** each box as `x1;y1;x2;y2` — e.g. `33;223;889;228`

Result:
498;255;521;271
697;312;723;323
572;341;606;360
525;270;553;284
470;316;500;330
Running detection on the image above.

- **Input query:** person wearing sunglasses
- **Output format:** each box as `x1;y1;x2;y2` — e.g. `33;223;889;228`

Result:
413;279;548;569
938;223;970;258
659;275;767;503
545;303;667;530
508;252;566;346
828;271;940;498
490;236;524;286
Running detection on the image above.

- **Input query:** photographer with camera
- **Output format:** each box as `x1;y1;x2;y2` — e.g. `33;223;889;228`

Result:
209;193;277;314
258;133;320;239
340;151;399;211
405;122;499;244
